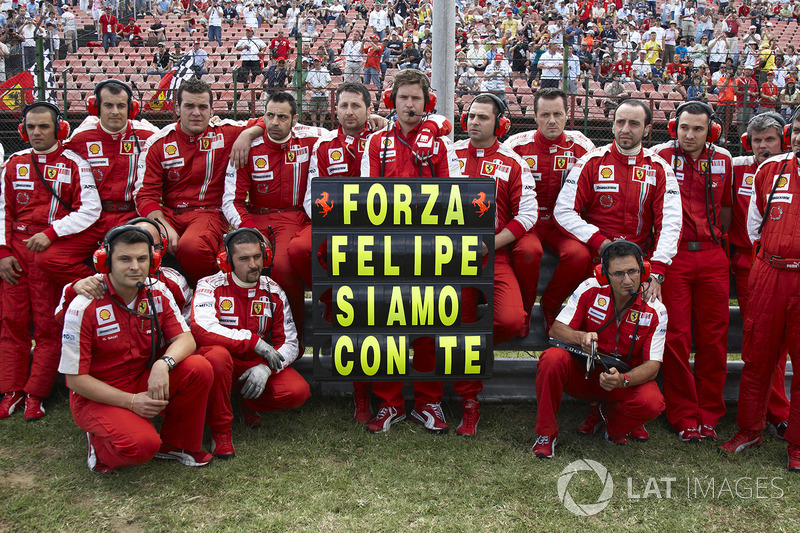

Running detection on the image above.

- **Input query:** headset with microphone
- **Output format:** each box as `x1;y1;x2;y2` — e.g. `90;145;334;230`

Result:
216;227;273;274
460;93;512;138
740;111;791;152
593;240;651;289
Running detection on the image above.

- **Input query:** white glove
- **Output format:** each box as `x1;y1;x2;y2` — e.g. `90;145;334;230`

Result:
255;338;284;371
238;364;271;399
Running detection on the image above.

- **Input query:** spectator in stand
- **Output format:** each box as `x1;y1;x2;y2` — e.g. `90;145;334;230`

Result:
99;6;117;52
781;77;800;120
147;42;173;77
124;17;143;47
264;57;290;88
737;65;760;123
362;33;383;88
207;0;223;45
236;26;266;84
148;15;167;45
707;30;728;74
643;30;662;65
613;51;632;82
305;57;331;128
222;0;239;26
632;49;650;89
603;71;630;116
537;40;563;90
482;51;512;102
398;40;421;70
457;66;479;98
686;75;707;101
759;70;779;113
61;4;76;54
269;27;290;60
675;37;689;62
171;41;185;67
368;2;389;40
467;39;488;71
188;40;208;79
418;46;432;75
156;0;172;15
597;55;614;87
343;29;365;82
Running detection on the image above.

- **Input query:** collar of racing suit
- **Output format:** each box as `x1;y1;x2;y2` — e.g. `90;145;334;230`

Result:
176;122;212;143
99;120;130;138
265;131;293;149
467;139;500;157
32;142;61;156
611;141;644;164
231;271;258;289
534;129;566;147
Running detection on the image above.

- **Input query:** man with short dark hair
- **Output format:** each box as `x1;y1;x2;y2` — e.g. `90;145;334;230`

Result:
0;103;100;421
58;227;213;474
99;6;118;52
192;228;309;457
532;241;667;458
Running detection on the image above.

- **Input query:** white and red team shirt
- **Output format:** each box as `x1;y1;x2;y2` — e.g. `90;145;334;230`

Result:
361;119;462;178
747;152;800;258
303;125;371;217
452;139;538;238
58;277;189;391
557;278;669;367
65;116;159;204
56;269;193;322
554;142;682;276
134;117;264;217
0;145;100;259
652;142;732;243
504;129;596;223
222;125;324;228
191;271;299;372
730;154;758;249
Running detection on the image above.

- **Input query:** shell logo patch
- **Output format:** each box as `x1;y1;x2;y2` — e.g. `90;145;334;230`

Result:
254;156;268;169
17;165;29;177
330;149;343;162
219;297;235;314
88;142;102;156
593;294;609;310
96;305;115;325
743;174;754;186
776;175;789;189
599;165;614;181
164;142;179;157
525;155;537;170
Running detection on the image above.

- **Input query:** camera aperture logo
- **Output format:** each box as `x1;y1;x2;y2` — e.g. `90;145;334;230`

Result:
558;459;614;516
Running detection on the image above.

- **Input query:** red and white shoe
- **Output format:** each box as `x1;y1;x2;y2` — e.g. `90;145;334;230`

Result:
353;387;373;424
678;426;701;443
720;430;763;453
366;406;406;434
788;444;800;473
629;425;649;442
411;403;450;434
605;430;628;446
699;424;717;442
456;399;480;437
577;402;604;435
155;443;213;467
211;431;236;459
532;433;558;459
24;394;45;422
0;391;24;419
86;433;115;475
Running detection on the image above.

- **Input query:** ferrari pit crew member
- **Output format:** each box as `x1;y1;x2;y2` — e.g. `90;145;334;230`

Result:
35;79;159;287
451;93;538;436
554;99;682;304
721;110;800;473
730;112;790;439
222;91;325;342
56;217;193;320
505;88;596;332
653;102;733;443
191;228;309;458
0;102;100;421
359;69;462;435
58;226;213;474
532;241;667;459
134;78;265;284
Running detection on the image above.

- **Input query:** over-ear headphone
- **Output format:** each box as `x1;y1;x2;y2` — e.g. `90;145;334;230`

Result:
382;75;437;113
668;101;721;143
18;101;70;142
86;79;140;120
93;225;162;276
216;227;273;273
740;111;791;152
127;216;169;251
593;240;651;285
460;93;512;138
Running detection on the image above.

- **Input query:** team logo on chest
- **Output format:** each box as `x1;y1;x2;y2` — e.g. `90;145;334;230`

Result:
251;300;271;316
525;155;537;170
17;164;29;178
121;140;134;154
86;142;103;157
253;155;269;170
553;154;570;171
96;305;116;325
219;297;235;314
329;148;344;163
200;137;212;151
164;142;179;158
599;165;614;181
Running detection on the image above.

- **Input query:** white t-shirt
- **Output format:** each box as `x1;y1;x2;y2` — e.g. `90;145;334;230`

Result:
207;6;222;25
236;37;264;60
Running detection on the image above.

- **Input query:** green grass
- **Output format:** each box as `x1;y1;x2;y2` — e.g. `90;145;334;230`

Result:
1;389;798;533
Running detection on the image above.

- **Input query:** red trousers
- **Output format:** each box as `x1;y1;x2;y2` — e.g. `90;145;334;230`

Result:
372;337;442;410
69;354;213;469
737;260;800;445
529;220;591;313
163;208;228;285
249;211;308;343
510;231;543;320
534;347;665;436
199;345;310;433
35;211;135;287
0;234;61;398
662;247;729;431
731;245;790;425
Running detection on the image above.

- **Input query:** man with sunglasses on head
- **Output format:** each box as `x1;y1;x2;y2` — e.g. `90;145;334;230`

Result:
0;102;99;422
531;241;667;459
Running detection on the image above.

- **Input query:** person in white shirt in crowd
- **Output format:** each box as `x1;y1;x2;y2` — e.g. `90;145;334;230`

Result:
368;2;389;40
343;29;364;82
481;51;512;102
61;4;77;54
304;56;331;128
207;0;223;45
242;2;259;28
538;40;563;90
236;26;265;84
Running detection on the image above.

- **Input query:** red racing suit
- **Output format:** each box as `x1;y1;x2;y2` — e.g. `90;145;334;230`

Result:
653;141;732;432
359;120;461;411
454;138;537;344
58;277;212;469
36;116;159;286
190;271;309;433
554;142;683;277
535;278;667;437
737;153;800;445
0;146;100;399
731;154;789;424
222;124;325;340
134;117;263;283
505;129;596;314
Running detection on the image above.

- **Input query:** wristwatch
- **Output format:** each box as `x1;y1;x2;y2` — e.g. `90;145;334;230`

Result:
159;356;176;372
622;373;630;388
650;273;665;284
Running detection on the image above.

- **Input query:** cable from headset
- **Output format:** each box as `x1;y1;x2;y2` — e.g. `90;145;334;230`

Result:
757;156;790;235
704;144;721;245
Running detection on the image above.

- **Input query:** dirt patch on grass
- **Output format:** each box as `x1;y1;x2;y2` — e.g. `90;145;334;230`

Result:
5;471;35;488
108;515;143;533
